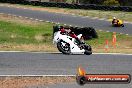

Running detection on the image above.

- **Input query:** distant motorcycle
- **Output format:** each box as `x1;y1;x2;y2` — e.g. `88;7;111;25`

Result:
112;19;124;27
53;29;92;55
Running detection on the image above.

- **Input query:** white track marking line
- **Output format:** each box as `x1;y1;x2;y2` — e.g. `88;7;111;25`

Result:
72;14;75;15
39;20;43;22
0;13;4;14
23;8;27;9
99;18;106;20
93;53;132;55
35;19;39;21
13;14;16;16
7;14;11;16
25;17;28;19
0;51;132;55
46;21;50;23
30;18;33;20
92;17;99;19
106;31;110;32
18;16;22;18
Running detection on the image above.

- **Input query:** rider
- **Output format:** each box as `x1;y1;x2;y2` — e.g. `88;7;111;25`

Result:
112;17;119;25
60;26;84;46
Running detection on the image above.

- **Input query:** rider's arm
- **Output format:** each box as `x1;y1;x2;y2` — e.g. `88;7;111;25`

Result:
69;32;78;39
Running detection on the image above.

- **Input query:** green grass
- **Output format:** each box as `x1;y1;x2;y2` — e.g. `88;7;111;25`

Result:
86;31;132;48
0;20;53;44
0;15;132;52
0;19;131;47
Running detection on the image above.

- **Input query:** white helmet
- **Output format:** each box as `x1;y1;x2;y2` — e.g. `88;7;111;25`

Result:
113;17;116;19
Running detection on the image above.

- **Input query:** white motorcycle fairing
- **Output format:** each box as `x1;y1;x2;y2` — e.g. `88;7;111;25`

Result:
53;31;85;54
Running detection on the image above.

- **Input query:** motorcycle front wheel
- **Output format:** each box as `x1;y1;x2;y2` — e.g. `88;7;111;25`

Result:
121;24;124;27
83;44;92;55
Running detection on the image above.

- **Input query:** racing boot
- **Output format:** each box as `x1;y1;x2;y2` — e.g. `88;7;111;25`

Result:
75;38;85;49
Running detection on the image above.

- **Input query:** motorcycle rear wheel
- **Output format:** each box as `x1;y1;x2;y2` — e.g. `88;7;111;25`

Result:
57;40;71;54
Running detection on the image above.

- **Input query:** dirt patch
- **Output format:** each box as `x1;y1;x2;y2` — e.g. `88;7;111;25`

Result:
34;34;44;41
0;43;132;53
92;40;132;53
0;44;58;52
93;48;132;53
0;76;75;88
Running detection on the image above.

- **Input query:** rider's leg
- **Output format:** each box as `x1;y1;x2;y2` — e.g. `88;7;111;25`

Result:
75;38;84;45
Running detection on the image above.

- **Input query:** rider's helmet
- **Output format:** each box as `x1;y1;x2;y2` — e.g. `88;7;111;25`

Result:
113;17;116;20
60;26;64;29
64;26;70;29
57;25;63;30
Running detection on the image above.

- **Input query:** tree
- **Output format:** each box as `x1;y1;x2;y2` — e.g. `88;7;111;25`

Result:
66;0;77;4
118;0;132;6
103;0;120;6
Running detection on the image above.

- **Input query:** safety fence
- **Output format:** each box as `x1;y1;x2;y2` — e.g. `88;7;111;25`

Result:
0;0;132;12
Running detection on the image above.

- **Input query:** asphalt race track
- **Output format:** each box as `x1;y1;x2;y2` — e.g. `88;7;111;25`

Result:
0;5;132;35
0;52;131;88
0;52;132;75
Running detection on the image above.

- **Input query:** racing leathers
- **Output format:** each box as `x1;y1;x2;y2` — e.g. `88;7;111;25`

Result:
60;28;84;46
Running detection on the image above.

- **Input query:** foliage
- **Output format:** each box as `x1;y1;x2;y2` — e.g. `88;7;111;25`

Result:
103;0;120;6
77;0;131;6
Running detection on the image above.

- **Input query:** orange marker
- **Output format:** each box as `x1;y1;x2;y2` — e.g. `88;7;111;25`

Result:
105;39;109;52
112;32;116;48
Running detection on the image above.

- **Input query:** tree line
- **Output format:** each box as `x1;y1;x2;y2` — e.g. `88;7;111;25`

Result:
65;0;132;6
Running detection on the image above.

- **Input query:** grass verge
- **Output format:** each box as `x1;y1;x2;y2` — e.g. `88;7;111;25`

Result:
0;14;58;52
0;3;132;22
0;14;132;53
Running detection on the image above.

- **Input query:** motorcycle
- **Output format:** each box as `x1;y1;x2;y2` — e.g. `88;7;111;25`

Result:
53;29;92;55
112;19;124;27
